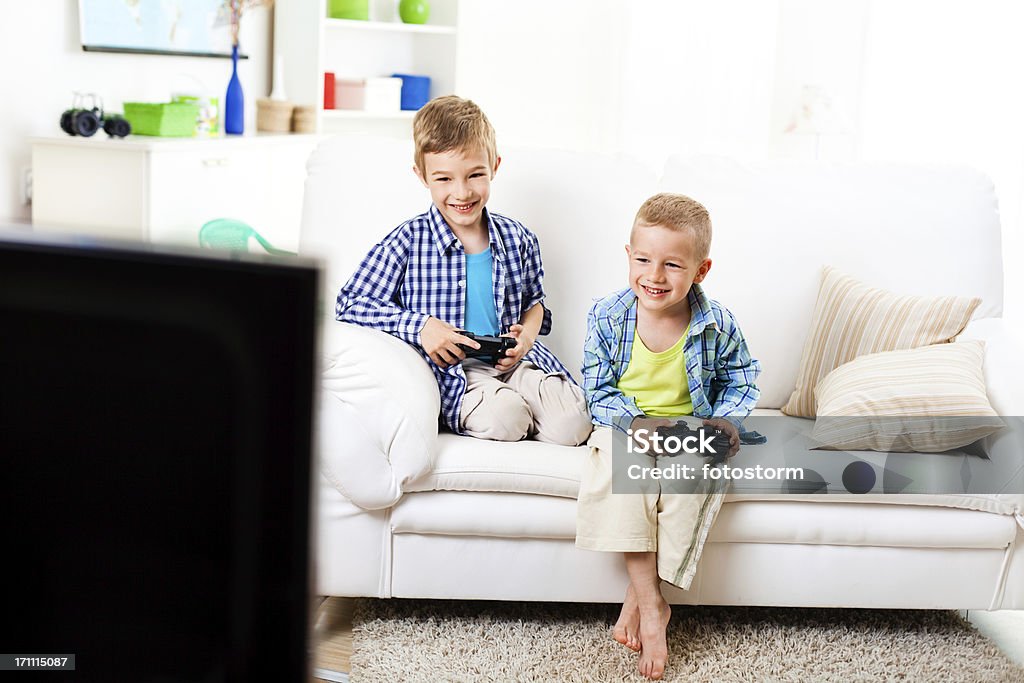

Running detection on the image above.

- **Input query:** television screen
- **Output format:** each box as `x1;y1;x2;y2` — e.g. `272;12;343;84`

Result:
0;233;319;682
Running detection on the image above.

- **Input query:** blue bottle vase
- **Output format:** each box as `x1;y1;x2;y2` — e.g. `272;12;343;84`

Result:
225;44;244;135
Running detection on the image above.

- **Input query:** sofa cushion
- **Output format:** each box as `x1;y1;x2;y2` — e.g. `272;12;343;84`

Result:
404;433;587;499
405;409;781;498
407;408;1022;507
782;267;980;417
812;341;1004;452
389;490;1017;550
710;500;1016;549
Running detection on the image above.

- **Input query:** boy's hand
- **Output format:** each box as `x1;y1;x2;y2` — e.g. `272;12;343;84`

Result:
419;317;479;369
495;324;534;373
702;417;740;457
629;416;674;455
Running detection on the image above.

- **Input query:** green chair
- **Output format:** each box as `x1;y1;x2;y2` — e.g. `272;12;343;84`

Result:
198;218;296;256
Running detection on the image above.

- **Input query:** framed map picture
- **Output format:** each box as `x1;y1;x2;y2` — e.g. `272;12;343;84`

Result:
78;0;248;59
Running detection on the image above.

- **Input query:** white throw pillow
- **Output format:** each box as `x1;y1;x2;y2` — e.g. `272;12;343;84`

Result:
812;341;1003;452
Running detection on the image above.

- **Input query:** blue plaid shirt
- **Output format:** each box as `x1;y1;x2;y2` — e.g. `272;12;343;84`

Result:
582;285;760;432
336;204;574;433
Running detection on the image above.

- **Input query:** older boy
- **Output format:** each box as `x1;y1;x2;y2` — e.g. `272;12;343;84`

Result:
336;96;591;446
577;193;760;679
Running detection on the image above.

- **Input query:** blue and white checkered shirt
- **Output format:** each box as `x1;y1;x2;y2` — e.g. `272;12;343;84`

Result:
582;285;760;432
336;204;574;433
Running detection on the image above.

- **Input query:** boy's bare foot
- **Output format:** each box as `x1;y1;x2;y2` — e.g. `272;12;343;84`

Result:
637;600;672;680
612;584;641;651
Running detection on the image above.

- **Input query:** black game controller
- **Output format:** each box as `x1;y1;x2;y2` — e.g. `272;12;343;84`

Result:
456;331;517;366
656;421;733;464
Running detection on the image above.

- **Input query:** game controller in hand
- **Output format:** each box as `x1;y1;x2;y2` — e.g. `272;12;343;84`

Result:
456;331;517;366
656;421;733;464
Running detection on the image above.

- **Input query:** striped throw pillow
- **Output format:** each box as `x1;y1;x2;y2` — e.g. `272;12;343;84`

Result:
811;341;1003;452
782;267;981;417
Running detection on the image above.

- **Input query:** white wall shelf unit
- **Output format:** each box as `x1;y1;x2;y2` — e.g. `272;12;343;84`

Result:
275;0;460;136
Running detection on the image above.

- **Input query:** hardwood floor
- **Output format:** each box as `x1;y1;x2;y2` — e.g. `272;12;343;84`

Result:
312;598;353;682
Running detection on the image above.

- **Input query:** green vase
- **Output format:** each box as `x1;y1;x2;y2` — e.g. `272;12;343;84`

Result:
329;0;369;20
399;0;430;24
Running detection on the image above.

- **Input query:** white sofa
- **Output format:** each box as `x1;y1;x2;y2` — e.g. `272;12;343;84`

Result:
300;135;1024;609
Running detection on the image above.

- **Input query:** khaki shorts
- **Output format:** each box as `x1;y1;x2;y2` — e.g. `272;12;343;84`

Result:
575;427;727;589
458;360;592;446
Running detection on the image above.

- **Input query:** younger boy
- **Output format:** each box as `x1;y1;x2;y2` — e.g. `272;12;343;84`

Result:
576;193;760;680
336;95;591;446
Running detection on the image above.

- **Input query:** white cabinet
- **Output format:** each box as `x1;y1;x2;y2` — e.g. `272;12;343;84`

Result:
31;134;319;249
275;0;460;135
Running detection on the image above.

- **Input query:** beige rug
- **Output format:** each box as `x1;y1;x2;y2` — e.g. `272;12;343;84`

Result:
350;599;1024;682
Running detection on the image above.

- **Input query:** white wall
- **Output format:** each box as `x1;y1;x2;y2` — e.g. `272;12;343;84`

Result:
0;0;272;223
617;1;779;169
456;0;625;156
457;0;778;168
769;0;869;161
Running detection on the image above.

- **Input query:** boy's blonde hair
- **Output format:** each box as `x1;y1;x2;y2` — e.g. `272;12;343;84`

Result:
633;193;712;261
413;95;498;176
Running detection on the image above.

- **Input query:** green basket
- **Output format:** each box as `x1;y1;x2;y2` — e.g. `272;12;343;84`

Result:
123;102;199;137
329;0;369;20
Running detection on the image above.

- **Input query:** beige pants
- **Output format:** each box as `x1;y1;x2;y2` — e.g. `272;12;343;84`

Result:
575;427;727;589
458;360;593;446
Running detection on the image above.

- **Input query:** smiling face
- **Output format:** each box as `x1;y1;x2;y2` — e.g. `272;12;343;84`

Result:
415;146;501;234
627;222;712;316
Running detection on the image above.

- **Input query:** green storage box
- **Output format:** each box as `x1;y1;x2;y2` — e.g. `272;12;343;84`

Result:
123;102;200;137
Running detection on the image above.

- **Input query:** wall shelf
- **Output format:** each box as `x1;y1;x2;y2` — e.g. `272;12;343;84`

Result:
324;18;456;35
276;0;460;135
322;109;417;120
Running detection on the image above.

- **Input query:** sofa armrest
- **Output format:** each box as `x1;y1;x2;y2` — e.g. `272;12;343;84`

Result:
318;323;440;510
959;318;1024;414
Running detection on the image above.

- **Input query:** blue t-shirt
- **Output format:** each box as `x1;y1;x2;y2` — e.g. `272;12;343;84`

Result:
464;248;500;336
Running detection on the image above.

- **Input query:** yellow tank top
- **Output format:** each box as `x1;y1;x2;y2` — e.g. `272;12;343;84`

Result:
617;325;693;417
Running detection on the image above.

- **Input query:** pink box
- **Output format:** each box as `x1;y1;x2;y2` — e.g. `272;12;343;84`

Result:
335;77;403;112
335;78;365;110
